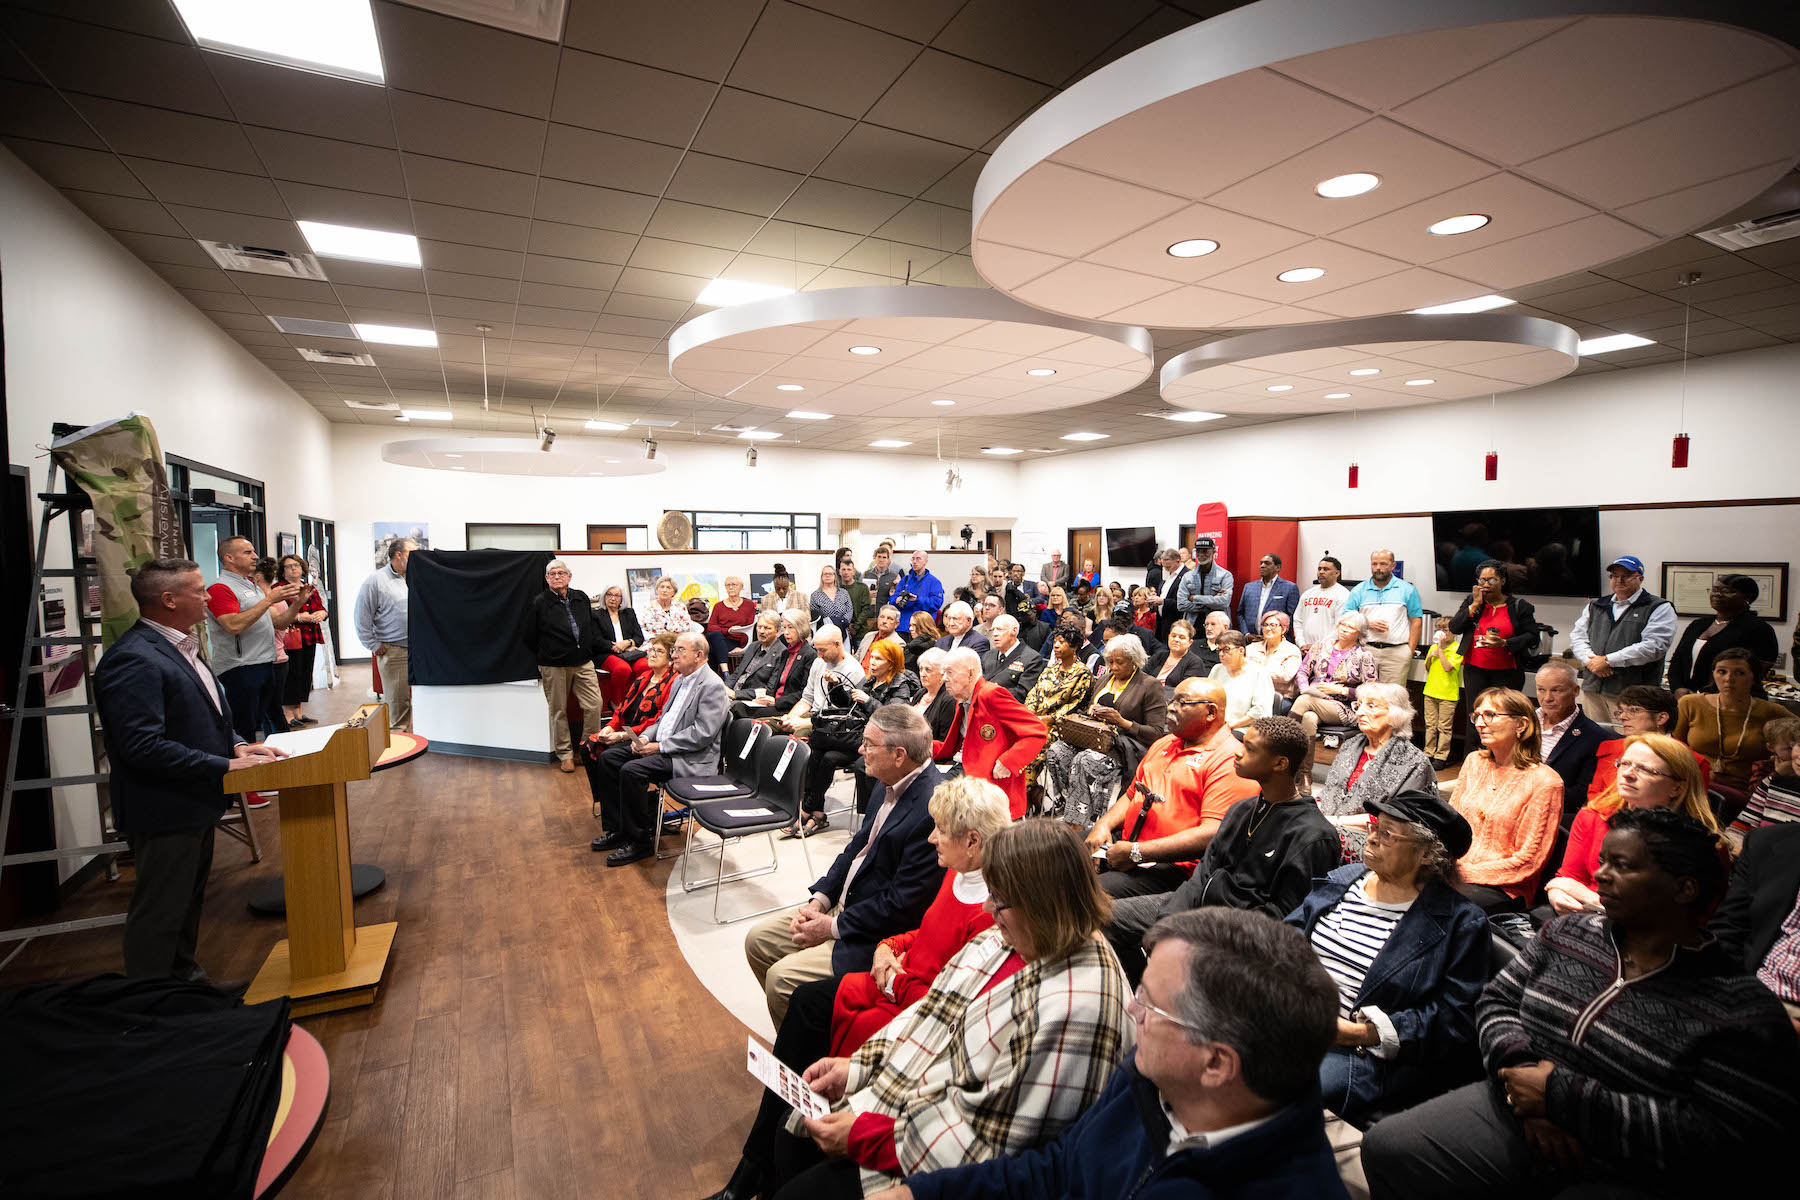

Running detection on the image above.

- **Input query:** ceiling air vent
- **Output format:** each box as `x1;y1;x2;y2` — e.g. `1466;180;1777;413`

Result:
633;416;680;428
299;347;378;366
343;399;401;412
268;315;357;339
199;240;328;280
1694;207;1800;251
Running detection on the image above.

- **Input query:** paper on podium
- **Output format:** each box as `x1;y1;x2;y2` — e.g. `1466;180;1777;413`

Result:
746;1035;828;1118
262;722;345;759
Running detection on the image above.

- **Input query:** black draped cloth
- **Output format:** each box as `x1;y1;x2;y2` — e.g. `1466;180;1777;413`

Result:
407;548;555;685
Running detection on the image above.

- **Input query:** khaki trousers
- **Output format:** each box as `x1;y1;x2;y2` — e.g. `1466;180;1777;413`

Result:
1369;642;1413;686
380;642;411;732
744;905;838;1027
1422;694;1458;760
1579;689;1621;723
539;663;605;760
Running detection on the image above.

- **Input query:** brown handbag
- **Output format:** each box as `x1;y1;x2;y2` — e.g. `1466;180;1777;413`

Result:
1057;712;1117;754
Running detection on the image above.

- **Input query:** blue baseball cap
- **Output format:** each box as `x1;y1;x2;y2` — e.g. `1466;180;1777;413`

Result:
1607;555;1645;574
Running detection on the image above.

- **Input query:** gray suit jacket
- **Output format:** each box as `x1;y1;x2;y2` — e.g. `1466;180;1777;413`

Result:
730;638;788;698
651;667;730;778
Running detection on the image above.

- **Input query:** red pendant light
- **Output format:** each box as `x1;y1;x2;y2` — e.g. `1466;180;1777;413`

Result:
1348;462;1359;488
1484;451;1499;481
1672;273;1697;469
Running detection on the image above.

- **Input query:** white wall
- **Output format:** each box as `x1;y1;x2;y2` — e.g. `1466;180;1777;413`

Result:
2;146;335;877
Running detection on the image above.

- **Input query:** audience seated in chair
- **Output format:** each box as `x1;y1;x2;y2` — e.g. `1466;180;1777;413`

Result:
1104;716;1342;986
1040;635;1168;832
1726;717;1800;848
1145;619;1207;691
594;584;654;712
1286;788;1487;1128
934;600;989;656
869;909;1346;1200
727;610;786;699
980;614;1043;701
1362;807;1800;1197
1673;647;1786;817
1248;611;1304;713
1532;661;1606;828
854;605;904;673
1447;688;1562;914
901;612;940;674
585;632;728;867
1085;677;1258;909
1290;613;1380;797
1712;818;1800;1033
1206;631;1275;733
642;574;697;638
1586;684;1707;801
732;610;815;720
774;622;865;740
798;640;922;837
1021;627;1094;797
752;821;1132;1200
1315;682;1440;861
931;648;1047;820
910;648;956;742
705;575;758;669
743;705;943;1028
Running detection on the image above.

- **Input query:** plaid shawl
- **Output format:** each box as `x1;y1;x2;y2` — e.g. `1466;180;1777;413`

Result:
816;926;1133;1195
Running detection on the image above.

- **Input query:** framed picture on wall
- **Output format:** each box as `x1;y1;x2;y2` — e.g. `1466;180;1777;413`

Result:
277;532;297;558
1661;561;1788;621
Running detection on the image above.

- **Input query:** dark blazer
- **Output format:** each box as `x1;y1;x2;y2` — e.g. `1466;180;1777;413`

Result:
594;607;645;653
1544;711;1608;823
94;620;241;836
522;587;596;666
1668;611;1780;695
1287;866;1489;1125
936;629;990;656
1447;593;1539;664
763;642;817;715
810;763;944;973
1155;566;1189;640
981;641;1044;701
920;687;957;741
1236;576;1301;635
1712;822;1800;973
1145;563;1164;593
1146;648;1208;689
1090;667;1168;747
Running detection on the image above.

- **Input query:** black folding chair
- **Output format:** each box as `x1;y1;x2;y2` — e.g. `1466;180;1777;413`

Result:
678;734;814;923
658;719;766;858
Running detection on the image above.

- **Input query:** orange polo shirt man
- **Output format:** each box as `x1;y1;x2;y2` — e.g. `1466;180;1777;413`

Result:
1083;678;1259;900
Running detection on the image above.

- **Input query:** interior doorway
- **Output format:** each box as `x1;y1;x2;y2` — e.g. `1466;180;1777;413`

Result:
587;524;647;551
1068;527;1101;580
299;515;339;662
1179;524;1196;553
985;529;1012;564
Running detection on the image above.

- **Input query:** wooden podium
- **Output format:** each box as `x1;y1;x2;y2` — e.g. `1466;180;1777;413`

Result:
234;705;397;1017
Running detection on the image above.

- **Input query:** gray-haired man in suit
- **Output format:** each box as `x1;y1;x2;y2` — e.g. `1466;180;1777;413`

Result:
588;630;730;866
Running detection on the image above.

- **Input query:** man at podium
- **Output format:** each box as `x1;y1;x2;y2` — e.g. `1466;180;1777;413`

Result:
96;557;286;981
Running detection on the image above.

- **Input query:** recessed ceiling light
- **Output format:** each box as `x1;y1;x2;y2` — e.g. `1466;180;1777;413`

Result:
401;409;452;421
297;220;419;266
785;410;830;420
585;419;629;431
1349;367;1380;376
931;399;956;406
1428;214;1491;236
1061;432;1109;441
696;278;793;307
982;447;1023;456
1578;333;1655;355
604;458;620;464
443;453;462;459
1026;367;1057;377
775;383;805;392
848;345;881;355
1159;410;1226;423
171;0;384;83
1315;172;1380;198
356;323;436;347
1277;267;1326;283
1266;384;1294;392
1411;294;1515;315
738;430;780;440
1166;238;1219;258
1324;392;1352;399
868;439;911;448
1404;378;1435;386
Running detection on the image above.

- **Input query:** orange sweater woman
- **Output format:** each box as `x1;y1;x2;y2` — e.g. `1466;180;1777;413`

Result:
1451;687;1564;907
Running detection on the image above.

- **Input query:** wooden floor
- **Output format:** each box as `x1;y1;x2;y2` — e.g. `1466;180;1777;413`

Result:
0;666;758;1199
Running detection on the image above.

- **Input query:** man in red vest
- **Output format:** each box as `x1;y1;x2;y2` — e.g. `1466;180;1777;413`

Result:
932;648;1047;819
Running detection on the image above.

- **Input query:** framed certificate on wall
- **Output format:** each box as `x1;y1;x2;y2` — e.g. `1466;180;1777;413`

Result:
1661;561;1788;621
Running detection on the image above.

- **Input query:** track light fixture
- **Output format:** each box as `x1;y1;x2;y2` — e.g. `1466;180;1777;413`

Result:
643;435;658;460
745;446;758;468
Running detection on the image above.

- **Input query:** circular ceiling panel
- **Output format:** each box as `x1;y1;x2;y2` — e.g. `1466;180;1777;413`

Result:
382;437;665;476
1160;312;1580;415
973;0;1800;328
668;286;1153;417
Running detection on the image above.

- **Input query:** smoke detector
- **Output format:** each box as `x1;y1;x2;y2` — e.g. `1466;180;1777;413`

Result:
199;240;328;280
299;347;378;366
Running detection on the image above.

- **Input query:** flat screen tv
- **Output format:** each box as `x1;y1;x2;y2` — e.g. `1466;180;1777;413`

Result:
1431;506;1602;598
1105;525;1157;569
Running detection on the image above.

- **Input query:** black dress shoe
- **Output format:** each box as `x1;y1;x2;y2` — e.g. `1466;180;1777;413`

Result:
590;832;627;852
700;1158;763;1200
605;843;654;867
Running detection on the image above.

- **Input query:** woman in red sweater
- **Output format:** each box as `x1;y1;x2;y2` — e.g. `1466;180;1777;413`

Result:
1546;733;1721;915
705;575;759;670
829;776;1013;1056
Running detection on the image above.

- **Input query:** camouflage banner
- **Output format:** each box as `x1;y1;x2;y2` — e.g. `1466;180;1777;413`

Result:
49;413;182;648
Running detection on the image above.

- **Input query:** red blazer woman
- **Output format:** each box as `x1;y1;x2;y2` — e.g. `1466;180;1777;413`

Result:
931;678;1048;819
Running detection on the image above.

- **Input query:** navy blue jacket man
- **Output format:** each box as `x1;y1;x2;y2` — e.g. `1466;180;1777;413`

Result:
808;760;943;974
95;558;281;980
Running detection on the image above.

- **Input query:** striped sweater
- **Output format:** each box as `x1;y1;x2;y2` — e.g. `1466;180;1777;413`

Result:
1478;913;1800;1186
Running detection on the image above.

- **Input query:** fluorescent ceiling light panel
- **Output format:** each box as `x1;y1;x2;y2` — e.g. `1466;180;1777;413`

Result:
868;439;911;448
1315;172;1380;198
1166;238;1219;258
1404;378;1435;386
1277;266;1326;283
1159;410;1226;423
981;447;1022;455
298;220;420;266
785;410;830;420
696;278;793;307
172;0;384;82
1061;432;1109;441
585;420;629;431
1412;294;1515;315
1578;333;1655;355
356;323;437;347
738;430;781;440
401;409;453;421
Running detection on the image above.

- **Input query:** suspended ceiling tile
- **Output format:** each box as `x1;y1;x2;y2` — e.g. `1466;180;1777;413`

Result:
644;199;767;251
402;152;538;215
2;12;230;115
387;90;547;174
163;204;299;247
865;50;1052;149
411;200;532;250
728;1;917;117
933;0;1158;87
0;80;105;147
563;0;759;80
663;153;802;217
1430;213;1657;290
550;49;715;146
245;127;408;194
540;122;680;195
1270;17;1574;112
799;0;964;43
4;139;149;196
204;52;395;146
774;177;910;235
129;158;286;214
522;253;625;291
323;258;428;290
65;96;261;173
375;0;559;117
690;88;853;174
276;180;415;230
526;219;637;263
815;124;970;197
533;176;657;233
